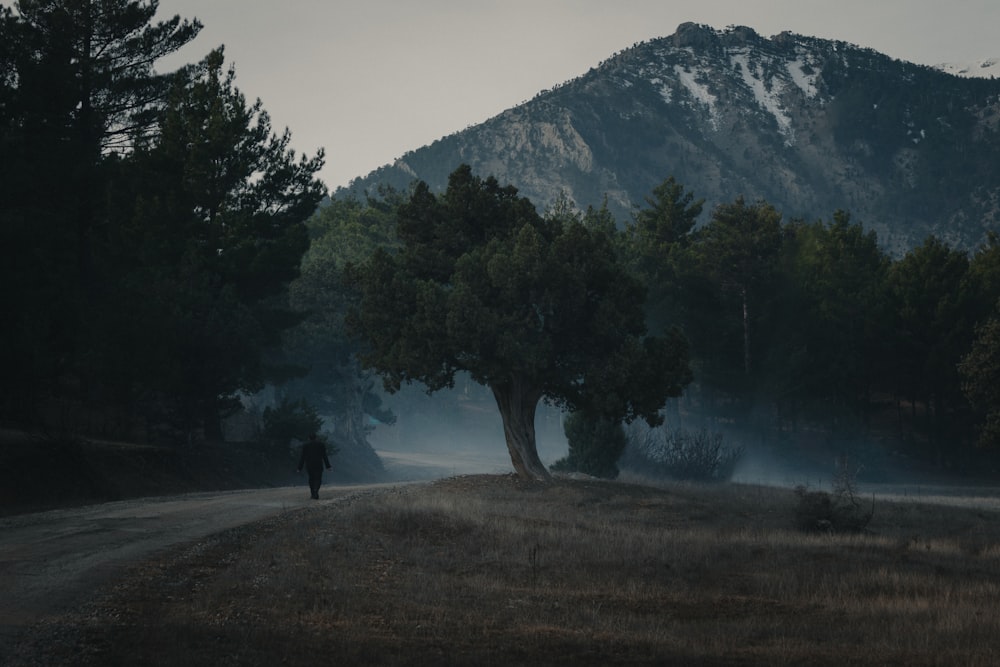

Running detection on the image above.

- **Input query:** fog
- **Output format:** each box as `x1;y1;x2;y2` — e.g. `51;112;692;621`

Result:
368;377;568;480
364;377;997;506
366;381;832;487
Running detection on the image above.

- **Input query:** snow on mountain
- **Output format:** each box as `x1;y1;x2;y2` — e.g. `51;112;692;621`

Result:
344;24;1000;252
935;58;1000;78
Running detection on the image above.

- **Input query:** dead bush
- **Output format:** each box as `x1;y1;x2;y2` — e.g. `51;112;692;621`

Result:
622;425;743;482
794;457;874;533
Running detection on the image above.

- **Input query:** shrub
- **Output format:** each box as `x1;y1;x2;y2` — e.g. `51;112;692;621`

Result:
623;425;743;482
550;411;625;479
261;398;323;448
793;457;874;533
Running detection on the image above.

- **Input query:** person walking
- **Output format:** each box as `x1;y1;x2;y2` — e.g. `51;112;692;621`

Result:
297;433;332;499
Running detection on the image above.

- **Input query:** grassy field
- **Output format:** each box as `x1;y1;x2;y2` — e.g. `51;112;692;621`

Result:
13;474;1000;666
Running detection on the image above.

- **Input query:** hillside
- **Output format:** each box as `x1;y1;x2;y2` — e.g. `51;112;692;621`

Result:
342;23;1000;253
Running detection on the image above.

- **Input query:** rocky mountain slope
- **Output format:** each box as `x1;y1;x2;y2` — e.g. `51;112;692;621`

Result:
341;23;1000;253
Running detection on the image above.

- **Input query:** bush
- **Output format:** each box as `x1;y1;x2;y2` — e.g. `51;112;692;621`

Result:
550;411;625;479
623;426;743;482
793;457;874;533
261;398;323;448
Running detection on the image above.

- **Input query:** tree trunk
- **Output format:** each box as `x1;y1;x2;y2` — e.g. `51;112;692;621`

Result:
491;376;550;482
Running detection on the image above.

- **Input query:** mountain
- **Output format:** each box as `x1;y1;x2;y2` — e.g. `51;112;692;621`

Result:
340;23;1000;253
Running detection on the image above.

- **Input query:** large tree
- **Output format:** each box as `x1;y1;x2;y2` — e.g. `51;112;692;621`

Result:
11;0;202;152
624;176;704;334
960;303;1000;448
777;212;892;423
0;0;200;420
692;197;783;382
348;165;692;481
96;48;325;438
886;236;976;459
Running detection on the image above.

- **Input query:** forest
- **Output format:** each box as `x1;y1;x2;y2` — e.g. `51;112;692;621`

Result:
3;1;1000;480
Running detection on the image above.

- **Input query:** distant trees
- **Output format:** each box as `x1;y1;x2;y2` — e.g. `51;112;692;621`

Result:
960;308;1000;448
624;176;703;335
330;169;1000;477
280;193;400;452
885;236;977;460
619;177;1000;474
695;197;784;379
347;165;692;480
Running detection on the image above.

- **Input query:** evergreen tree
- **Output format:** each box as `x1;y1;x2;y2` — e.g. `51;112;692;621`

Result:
959;305;1000;448
624;177;704;334
775;212;891;424
0;0;200;421
690;197;783;394
96;48;325;438
886;236;976;461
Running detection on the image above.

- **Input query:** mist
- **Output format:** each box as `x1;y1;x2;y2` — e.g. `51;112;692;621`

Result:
364;375;995;500
368;375;568;480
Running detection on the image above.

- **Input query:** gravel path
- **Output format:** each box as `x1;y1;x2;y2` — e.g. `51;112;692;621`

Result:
0;483;404;658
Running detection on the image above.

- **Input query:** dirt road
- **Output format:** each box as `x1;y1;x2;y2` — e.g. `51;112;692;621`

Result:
0;483;405;655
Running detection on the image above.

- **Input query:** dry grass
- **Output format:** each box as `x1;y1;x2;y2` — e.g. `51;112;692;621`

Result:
17;475;1000;666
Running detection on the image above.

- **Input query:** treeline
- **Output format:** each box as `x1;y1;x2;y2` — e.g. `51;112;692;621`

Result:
0;2;324;440
306;178;1000;476
4;4;1000;477
620;178;1000;473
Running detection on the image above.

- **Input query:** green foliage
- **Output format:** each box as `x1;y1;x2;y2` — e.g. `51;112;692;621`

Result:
348;165;692;479
262;398;324;448
885;236;976;455
550;411;625;479
687;197;783;394
0;6;323;441
620;177;997;472
90;48;324;438
769;212;892;417
278;192;403;448
0;0;201;420
959;308;1000;447
629;176;703;257
622;177;704;334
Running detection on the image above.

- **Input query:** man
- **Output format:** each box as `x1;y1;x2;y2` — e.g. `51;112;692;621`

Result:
297;433;332;499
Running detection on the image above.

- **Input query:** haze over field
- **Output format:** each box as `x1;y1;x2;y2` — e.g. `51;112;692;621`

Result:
154;0;1000;190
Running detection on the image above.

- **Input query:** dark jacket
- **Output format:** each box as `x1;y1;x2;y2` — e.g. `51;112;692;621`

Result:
298;438;331;471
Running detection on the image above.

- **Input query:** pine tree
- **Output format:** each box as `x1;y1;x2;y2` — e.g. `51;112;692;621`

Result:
0;0;200;420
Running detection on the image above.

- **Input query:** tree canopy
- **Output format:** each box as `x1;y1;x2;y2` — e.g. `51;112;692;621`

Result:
0;2;324;440
348;165;692;480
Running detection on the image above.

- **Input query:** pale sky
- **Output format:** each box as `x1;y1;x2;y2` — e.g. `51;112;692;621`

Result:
155;1;999;191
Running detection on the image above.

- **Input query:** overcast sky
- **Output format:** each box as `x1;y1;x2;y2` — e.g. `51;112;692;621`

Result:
155;1;1000;191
